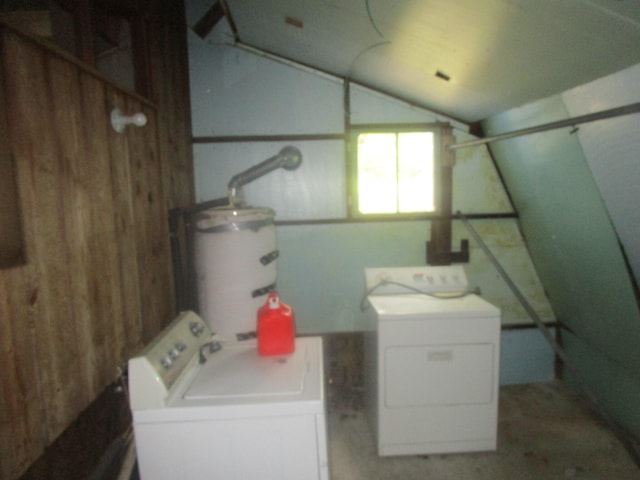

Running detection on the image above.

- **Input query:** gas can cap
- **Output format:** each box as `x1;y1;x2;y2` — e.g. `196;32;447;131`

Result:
268;292;280;309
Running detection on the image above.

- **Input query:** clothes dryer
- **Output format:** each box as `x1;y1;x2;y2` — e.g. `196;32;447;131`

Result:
364;266;500;456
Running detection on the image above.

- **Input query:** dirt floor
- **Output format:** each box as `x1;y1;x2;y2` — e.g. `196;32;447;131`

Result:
327;381;640;480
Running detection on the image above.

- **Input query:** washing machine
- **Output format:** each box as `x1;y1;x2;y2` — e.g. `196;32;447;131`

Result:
363;265;501;456
128;311;329;479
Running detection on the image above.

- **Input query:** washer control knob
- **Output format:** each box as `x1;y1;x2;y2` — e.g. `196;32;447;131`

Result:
161;356;173;369
190;321;204;337
168;348;180;360
175;341;187;352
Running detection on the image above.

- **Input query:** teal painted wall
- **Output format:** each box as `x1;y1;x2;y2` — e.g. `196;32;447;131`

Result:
276;222;428;334
483;95;640;435
187;28;557;384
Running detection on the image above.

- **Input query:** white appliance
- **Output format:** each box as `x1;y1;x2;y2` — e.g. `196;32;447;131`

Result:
128;311;329;480
194;206;277;341
364;265;501;457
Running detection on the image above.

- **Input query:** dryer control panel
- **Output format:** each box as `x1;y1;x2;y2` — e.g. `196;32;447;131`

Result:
365;265;469;295
128;311;212;410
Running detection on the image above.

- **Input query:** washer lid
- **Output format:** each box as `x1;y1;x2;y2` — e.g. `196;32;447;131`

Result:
368;293;500;318
184;343;308;400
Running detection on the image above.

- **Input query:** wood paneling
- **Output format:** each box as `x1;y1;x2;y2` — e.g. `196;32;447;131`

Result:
0;268;44;477
0;55;24;268
143;0;194;210
4;29;85;442
0;5;193;475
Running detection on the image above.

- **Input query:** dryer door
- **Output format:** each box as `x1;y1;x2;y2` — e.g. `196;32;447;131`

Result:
385;342;496;407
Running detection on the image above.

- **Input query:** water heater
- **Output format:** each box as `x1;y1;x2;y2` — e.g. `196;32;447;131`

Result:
194;206;277;341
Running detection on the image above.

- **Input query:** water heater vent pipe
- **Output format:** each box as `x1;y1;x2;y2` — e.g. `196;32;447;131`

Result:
227;146;302;202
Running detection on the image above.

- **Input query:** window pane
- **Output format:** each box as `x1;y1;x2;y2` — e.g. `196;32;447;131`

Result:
398;132;435;212
357;133;398;213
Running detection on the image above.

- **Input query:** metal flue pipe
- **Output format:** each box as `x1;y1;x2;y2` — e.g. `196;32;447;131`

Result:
227;146;303;198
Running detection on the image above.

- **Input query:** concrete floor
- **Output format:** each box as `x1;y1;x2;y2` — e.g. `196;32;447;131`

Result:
327;381;639;480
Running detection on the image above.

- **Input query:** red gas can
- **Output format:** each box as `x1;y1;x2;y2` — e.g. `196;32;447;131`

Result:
257;292;295;356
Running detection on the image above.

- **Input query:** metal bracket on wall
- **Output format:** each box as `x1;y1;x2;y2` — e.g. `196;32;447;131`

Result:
426;126;469;265
426;238;469;265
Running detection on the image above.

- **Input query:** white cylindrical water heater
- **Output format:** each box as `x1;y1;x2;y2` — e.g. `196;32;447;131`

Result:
194;207;277;341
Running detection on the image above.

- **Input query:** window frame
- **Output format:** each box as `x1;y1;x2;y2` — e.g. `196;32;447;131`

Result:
347;122;447;219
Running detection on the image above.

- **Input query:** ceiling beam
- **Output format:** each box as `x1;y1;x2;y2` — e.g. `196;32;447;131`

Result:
192;1;225;39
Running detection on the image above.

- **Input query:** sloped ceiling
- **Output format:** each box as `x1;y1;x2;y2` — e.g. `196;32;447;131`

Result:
190;0;640;123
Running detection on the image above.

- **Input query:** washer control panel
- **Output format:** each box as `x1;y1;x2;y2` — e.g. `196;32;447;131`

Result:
365;265;469;295
128;311;212;409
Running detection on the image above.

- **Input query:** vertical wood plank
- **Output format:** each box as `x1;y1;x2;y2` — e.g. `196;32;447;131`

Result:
130;14;151;98
0;51;24;268
0;269;45;479
105;89;144;360
74;0;95;65
2;30;80;442
46;54;98;403
77;71;125;390
0;33;46;480
141;2;194;210
168;0;195;208
126;98;174;341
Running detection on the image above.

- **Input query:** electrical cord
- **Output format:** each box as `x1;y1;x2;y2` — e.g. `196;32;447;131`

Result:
360;279;479;311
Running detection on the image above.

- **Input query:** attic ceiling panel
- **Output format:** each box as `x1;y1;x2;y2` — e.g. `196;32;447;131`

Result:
225;0;378;73
222;0;640;122
562;63;640;284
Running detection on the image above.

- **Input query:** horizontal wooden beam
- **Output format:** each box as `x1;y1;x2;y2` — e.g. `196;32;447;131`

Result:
192;133;346;143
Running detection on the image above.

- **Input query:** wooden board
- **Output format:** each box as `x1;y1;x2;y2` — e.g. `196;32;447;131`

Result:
105;89;145;360
0;13;193;477
0;54;24;268
0;268;45;479
2;28;81;445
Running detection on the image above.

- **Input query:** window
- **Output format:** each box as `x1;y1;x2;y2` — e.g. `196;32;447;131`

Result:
350;125;441;216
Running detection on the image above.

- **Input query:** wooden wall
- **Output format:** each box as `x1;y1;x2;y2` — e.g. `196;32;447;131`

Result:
0;3;193;477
